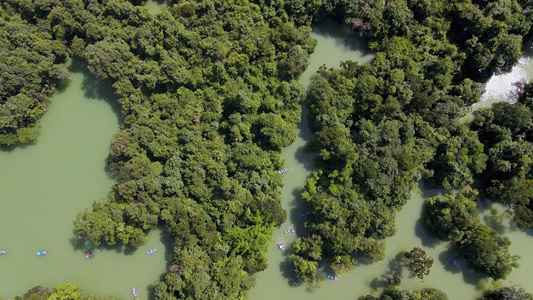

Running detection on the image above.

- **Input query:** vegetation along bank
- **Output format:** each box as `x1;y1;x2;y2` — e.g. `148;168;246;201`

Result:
1;0;533;299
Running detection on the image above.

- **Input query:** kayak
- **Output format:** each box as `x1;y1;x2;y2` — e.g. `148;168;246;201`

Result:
284;229;295;234
448;257;457;265
277;242;285;251
278;168;288;174
85;250;94;259
36;251;47;256
147;249;157;255
132;287;138;297
327;275;338;280
290;278;300;286
0;251;5;255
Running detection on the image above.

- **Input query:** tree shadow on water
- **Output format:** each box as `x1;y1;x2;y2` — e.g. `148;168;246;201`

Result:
418;180;444;199
311;19;375;59
414;215;441;248
158;225;175;269
288;186;310;235
145;226;174;300
279;256;305;289
292;105;316;172
69;229;137;255
438;249;482;286
54;77;73;95
68;58;123;123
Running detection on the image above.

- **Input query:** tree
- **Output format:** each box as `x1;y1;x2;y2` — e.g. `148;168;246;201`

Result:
479;287;533;300
403;247;434;279
290;254;319;284
48;282;82;300
424;189;480;241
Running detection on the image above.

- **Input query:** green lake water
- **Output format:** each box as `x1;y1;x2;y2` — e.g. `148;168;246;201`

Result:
145;0;167;14
0;63;169;299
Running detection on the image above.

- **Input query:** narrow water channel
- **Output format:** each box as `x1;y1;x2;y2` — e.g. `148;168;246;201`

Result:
0;62;169;299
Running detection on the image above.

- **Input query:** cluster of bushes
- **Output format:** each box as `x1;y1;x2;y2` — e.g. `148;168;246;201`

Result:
359;286;533;300
360;287;448;300
7;282;118;300
471;84;533;228
424;189;519;280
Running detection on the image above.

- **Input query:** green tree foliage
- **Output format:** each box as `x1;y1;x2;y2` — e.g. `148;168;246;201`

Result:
290;254;319;284
0;3;68;146
478;287;533;300
471;89;533;229
48;282;82;300
14;0;316;298
360;287;448;300
4;0;533;296
331;254;356;275
403;247;434;279
14;283;119;300
298;0;532;282
424;190;480;242
425;190;519;280
428;125;487;190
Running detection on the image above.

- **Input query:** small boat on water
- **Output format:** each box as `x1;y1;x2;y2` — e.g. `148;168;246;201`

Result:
300;211;309;217
512;82;522;87
278;168;288;174
284;229;295;234
147;248;157;255
132;287;138;297
0;250;5;255
36;251;47;256
448;257;457;265
327;275;338;280
290;278;300;286
277;241;285;251
85;250;94;259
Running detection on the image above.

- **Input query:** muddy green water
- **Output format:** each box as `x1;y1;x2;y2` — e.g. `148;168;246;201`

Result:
0;63;168;299
249;27;533;300
145;0;167;14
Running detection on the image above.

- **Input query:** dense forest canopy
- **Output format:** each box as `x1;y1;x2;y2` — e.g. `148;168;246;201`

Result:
292;0;533;285
2;0;533;298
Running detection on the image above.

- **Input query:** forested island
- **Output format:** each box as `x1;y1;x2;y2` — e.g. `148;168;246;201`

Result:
1;0;533;299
